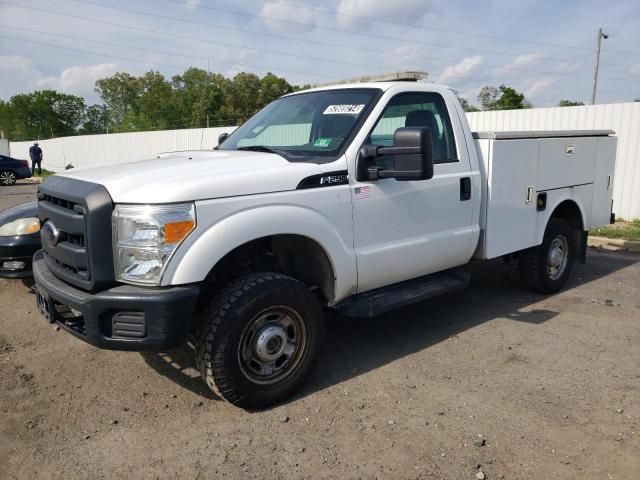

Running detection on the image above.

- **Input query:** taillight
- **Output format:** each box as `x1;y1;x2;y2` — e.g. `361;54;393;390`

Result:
19;160;29;167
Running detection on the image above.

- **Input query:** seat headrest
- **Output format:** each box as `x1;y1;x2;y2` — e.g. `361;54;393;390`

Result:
405;110;440;137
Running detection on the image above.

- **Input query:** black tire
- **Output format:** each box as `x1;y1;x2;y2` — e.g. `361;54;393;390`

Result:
0;170;17;186
195;272;325;409
519;218;577;294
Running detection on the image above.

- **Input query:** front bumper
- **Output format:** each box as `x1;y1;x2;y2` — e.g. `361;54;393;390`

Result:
16;166;32;179
32;250;200;351
0;233;40;278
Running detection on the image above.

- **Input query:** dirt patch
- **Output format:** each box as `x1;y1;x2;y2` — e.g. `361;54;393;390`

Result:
1;250;639;479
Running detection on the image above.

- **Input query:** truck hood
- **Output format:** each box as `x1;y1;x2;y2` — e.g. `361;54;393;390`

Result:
58;150;330;203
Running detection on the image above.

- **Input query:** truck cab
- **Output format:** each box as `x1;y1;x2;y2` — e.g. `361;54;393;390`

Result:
32;77;615;409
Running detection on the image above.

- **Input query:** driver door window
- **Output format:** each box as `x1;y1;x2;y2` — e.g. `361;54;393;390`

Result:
369;92;458;165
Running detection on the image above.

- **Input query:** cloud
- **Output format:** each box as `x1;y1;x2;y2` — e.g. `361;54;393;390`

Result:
631;64;640;76
438;56;483;85
380;44;431;73
524;77;554;97
0;55;40;77
336;0;435;31
259;1;316;33
184;0;201;11
497;52;544;75
37;64;120;98
0;55;43;99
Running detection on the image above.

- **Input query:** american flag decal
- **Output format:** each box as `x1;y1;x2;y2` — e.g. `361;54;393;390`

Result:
354;186;370;199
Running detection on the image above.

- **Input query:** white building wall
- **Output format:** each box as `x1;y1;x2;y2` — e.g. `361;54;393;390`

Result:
9;126;236;172
467;102;640;220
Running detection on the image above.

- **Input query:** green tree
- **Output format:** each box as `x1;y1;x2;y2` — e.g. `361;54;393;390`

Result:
458;97;480;112
139;71;180;130
257;73;295;108
1;68;300;140
478;84;531;110
0;90;86;140
558;100;585;107
79;104;108;134
171;68;228;128
95;72;143;132
227;72;262;123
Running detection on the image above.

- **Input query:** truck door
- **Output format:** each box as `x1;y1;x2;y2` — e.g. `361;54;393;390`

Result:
351;91;477;293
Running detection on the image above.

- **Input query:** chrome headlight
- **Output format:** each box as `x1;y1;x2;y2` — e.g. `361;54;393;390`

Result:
0;217;40;237
112;203;196;285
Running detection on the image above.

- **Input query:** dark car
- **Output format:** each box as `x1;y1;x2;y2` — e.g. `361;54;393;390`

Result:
0;202;40;278
0;154;32;186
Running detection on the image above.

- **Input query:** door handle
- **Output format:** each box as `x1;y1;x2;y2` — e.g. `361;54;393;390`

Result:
460;177;471;201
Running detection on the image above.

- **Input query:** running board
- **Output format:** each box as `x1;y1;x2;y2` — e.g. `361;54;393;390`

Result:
336;269;471;317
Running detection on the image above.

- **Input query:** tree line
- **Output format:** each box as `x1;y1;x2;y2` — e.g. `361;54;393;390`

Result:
0;67;588;141
0;69;302;141
458;85;584;112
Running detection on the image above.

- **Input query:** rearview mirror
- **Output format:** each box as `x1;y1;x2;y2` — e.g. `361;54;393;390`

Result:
356;127;434;182
218;132;229;145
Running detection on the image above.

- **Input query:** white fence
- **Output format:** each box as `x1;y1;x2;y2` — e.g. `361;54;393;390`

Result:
9;126;236;173
468;102;640;220
7;102;640;219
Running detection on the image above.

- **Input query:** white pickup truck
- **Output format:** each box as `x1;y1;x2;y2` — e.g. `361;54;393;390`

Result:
33;78;616;408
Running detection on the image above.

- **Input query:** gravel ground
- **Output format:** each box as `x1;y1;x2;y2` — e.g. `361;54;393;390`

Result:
1;183;639;479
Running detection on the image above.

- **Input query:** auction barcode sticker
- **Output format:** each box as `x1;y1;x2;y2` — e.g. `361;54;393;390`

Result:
323;104;365;115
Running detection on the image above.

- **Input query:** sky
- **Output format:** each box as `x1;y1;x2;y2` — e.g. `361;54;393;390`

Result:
1;0;639;109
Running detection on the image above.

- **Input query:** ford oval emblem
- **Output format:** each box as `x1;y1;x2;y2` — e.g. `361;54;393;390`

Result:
42;220;60;246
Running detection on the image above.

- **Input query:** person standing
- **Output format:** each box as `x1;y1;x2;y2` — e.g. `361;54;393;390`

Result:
29;142;43;176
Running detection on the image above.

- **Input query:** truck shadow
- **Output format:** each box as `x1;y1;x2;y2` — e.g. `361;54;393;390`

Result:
140;249;638;406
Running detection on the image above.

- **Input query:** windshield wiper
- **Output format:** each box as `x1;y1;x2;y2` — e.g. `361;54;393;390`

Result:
236;145;287;157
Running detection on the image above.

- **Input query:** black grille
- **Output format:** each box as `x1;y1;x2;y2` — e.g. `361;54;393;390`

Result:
42;193;80;212
39;193;89;280
38;176;115;292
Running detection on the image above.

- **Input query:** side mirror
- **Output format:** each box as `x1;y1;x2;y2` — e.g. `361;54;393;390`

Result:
356;127;434;182
218;132;229;146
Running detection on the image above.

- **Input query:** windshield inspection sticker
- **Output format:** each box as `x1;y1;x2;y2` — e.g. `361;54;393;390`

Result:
323;104;365;115
314;138;332;148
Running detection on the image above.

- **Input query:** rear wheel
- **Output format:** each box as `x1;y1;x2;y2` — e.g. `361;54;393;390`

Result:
519;218;577;293
195;272;324;409
0;170;16;186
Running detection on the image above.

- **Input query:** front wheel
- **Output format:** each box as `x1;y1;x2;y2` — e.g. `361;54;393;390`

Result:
195;272;325;409
0;170;17;186
518;218;577;293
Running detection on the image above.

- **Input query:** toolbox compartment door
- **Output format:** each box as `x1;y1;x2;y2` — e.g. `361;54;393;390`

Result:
590;136;617;228
484;139;539;259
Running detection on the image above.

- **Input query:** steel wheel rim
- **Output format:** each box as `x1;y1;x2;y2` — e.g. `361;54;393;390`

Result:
547;235;568;280
0;171;15;185
238;305;307;385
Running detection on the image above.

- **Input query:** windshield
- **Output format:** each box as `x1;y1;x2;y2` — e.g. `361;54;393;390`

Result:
218;88;381;162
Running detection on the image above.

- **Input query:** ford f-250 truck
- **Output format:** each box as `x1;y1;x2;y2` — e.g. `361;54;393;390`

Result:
33;78;616;408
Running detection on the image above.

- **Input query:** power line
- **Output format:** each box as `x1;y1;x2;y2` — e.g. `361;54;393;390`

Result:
166;0;589;54
43;0;640;83
10;24;631;86
243;0;629;54
0;33;337;81
0;24;381;74
4;0;636;80
0;34;192;71
69;0;638;68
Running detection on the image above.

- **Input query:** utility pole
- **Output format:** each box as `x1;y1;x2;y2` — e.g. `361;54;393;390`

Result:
591;27;609;105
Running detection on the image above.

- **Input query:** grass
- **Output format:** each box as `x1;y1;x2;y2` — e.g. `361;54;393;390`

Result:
591;220;640;241
37;169;57;178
